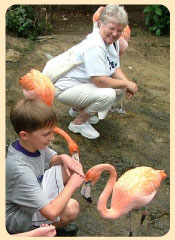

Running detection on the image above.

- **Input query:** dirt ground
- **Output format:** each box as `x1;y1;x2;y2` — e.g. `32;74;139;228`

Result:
6;9;170;237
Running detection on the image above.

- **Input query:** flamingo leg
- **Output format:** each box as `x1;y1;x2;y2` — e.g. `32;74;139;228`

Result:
140;207;147;225
119;98;126;114
136;207;147;236
109;98;126;114
128;212;133;236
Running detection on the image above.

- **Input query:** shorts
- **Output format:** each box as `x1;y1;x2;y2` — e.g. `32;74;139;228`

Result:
32;165;64;226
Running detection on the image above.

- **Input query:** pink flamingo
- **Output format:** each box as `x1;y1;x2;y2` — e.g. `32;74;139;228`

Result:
81;163;166;235
19;69;79;160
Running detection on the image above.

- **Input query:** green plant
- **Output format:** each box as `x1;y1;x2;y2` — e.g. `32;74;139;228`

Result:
6;5;52;39
6;5;35;38
143;5;170;36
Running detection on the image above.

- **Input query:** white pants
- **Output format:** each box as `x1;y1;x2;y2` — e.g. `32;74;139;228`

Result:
55;83;124;120
32;165;64;227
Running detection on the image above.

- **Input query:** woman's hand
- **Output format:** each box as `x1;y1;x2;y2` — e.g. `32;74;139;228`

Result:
126;81;138;95
125;90;134;99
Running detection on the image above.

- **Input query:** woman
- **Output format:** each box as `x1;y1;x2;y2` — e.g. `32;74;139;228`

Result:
54;5;138;139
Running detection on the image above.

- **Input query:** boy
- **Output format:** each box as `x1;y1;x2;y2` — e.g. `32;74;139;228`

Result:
6;98;84;236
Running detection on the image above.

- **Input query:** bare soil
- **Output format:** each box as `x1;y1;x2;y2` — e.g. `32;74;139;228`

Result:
6;9;170;236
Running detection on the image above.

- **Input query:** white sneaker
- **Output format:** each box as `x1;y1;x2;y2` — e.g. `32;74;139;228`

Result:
88;116;99;124
69;108;79;117
69;108;99;124
68;121;100;139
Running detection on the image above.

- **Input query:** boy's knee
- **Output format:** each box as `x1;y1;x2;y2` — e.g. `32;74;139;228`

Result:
60;199;80;223
67;199;80;220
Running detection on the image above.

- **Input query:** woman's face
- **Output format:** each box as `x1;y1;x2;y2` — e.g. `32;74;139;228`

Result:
100;22;124;45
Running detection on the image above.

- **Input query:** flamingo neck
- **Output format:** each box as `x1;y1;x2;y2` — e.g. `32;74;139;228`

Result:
53;127;79;155
54;127;72;143
96;164;119;219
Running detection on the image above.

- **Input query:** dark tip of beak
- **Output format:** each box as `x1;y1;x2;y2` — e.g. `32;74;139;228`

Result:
82;195;92;203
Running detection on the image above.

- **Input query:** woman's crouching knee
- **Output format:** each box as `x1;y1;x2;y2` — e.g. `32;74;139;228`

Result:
101;88;116;106
108;88;116;104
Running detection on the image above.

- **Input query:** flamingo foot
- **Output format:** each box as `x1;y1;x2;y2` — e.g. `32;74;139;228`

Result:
109;106;126;114
128;230;133;237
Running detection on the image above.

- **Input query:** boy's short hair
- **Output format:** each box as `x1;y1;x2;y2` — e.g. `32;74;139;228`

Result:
10;98;57;134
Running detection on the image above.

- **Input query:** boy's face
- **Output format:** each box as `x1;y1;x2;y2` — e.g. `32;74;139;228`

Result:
20;126;55;152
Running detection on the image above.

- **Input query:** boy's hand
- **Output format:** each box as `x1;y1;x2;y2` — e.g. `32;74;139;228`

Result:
61;154;85;178
69;173;85;189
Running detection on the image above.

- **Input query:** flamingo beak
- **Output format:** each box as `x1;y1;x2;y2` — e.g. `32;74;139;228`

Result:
72;152;80;161
81;181;92;203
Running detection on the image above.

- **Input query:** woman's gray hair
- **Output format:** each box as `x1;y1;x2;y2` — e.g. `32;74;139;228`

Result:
100;5;128;27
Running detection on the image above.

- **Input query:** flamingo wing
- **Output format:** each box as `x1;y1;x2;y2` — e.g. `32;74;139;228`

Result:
111;167;166;215
19;69;55;107
116;167;166;194
119;25;131;55
122;25;131;42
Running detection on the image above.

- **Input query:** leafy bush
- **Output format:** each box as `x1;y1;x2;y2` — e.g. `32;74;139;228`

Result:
6;5;34;38
6;5;52;39
143;5;170;36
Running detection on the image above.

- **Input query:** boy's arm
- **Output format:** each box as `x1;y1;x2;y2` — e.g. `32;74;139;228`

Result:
39;173;84;220
50;154;84;177
49;154;63;166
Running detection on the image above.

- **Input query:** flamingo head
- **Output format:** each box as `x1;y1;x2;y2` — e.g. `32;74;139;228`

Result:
84;165;102;184
80;165;103;203
81;181;92;203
